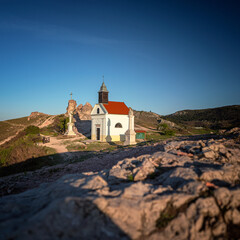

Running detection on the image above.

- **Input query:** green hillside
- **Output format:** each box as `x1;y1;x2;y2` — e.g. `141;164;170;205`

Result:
163;105;240;129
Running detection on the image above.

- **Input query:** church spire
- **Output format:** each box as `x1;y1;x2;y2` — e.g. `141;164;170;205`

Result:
99;81;109;93
98;79;109;104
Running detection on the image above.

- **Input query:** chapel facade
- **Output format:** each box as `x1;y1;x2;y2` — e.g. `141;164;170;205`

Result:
91;82;134;142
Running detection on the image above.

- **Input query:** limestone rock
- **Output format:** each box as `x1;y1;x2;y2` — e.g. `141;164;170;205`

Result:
76;102;93;120
133;158;155;181
161;167;198;189
70;102;93;136
66;99;77;114
28;111;48;121
1;135;240;239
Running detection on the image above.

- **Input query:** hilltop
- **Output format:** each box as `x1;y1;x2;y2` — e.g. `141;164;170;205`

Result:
163;105;240;130
3;104;238;148
2;104;239;172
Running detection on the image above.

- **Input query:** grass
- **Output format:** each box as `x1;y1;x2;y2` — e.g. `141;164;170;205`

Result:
127;174;134;181
189;127;216;135
40;129;58;136
5;116;30;125
42;146;57;155
146;132;174;141
0;115;50;143
66;143;86;151
101;145;116;152
66;141;121;152
0;134;97;177
0;146;13;166
0;132;57;169
0;153;64;177
6;115;48;126
156;202;178;229
0;122;20;142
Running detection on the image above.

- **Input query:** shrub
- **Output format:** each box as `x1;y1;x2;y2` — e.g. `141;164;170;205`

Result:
157;123;175;136
163;129;175;136
157;123;168;131
58;116;69;133
0;147;13;167
25;125;40;135
127;174;134;181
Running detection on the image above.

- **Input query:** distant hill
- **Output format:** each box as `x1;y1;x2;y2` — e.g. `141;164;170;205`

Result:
163;105;240;129
133;110;161;128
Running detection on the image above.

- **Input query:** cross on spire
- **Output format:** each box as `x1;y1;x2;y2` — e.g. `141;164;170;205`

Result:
70;92;72;100
102;75;104;83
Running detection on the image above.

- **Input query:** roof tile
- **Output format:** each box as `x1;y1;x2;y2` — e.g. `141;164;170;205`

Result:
103;101;129;115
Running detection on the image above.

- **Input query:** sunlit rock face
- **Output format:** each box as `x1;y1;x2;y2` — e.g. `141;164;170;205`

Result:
65;101;92;136
76;102;93;120
66;99;77;115
28;111;48;121
1;136;240;239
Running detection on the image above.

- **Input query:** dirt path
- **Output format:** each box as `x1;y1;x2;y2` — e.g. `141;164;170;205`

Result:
39;135;84;154
38;136;69;153
0;129;22;146
0;122;25;146
38;136;81;161
135;124;159;132
38;115;56;128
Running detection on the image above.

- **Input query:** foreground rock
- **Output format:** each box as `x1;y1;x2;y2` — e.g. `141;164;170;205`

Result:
1;137;240;239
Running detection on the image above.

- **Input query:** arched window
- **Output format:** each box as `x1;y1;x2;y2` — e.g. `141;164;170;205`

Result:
97;108;100;114
115;123;122;128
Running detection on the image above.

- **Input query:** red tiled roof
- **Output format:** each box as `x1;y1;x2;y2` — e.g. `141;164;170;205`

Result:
103;101;129;115
135;130;146;133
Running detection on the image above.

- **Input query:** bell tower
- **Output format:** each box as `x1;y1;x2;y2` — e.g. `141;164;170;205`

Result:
98;78;109;104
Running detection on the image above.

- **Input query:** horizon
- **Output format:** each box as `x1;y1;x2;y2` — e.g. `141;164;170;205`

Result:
1;0;240;121
2;103;239;122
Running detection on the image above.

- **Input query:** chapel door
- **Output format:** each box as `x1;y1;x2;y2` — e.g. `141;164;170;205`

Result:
96;128;100;140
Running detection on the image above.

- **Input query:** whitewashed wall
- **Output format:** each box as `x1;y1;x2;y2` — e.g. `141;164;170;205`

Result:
91;103;135;141
91;104;106;115
105;114;128;141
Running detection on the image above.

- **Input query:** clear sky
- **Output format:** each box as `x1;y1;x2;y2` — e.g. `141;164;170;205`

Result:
0;0;240;121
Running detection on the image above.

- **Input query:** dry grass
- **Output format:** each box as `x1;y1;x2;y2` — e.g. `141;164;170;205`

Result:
0;115;50;143
0;122;19;142
66;141;123;152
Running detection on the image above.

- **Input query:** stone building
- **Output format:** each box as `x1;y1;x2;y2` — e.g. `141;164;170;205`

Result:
91;82;134;142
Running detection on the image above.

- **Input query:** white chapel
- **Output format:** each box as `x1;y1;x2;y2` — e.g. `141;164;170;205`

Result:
91;82;135;142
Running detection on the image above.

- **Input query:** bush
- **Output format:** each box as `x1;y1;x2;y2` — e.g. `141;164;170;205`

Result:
58;116;69;133
25;125;40;135
0;147;13;167
163;129;175;136
157;123;168;131
157;123;175;136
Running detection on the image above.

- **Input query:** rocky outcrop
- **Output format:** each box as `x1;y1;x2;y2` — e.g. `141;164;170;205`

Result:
1;137;240;239
73;102;93;137
66;100;77;115
220;127;240;140
65;101;92;136
76;102;93;120
28;112;48;121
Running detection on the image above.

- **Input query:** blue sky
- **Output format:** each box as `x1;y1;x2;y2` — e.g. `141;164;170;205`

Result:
0;0;240;121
